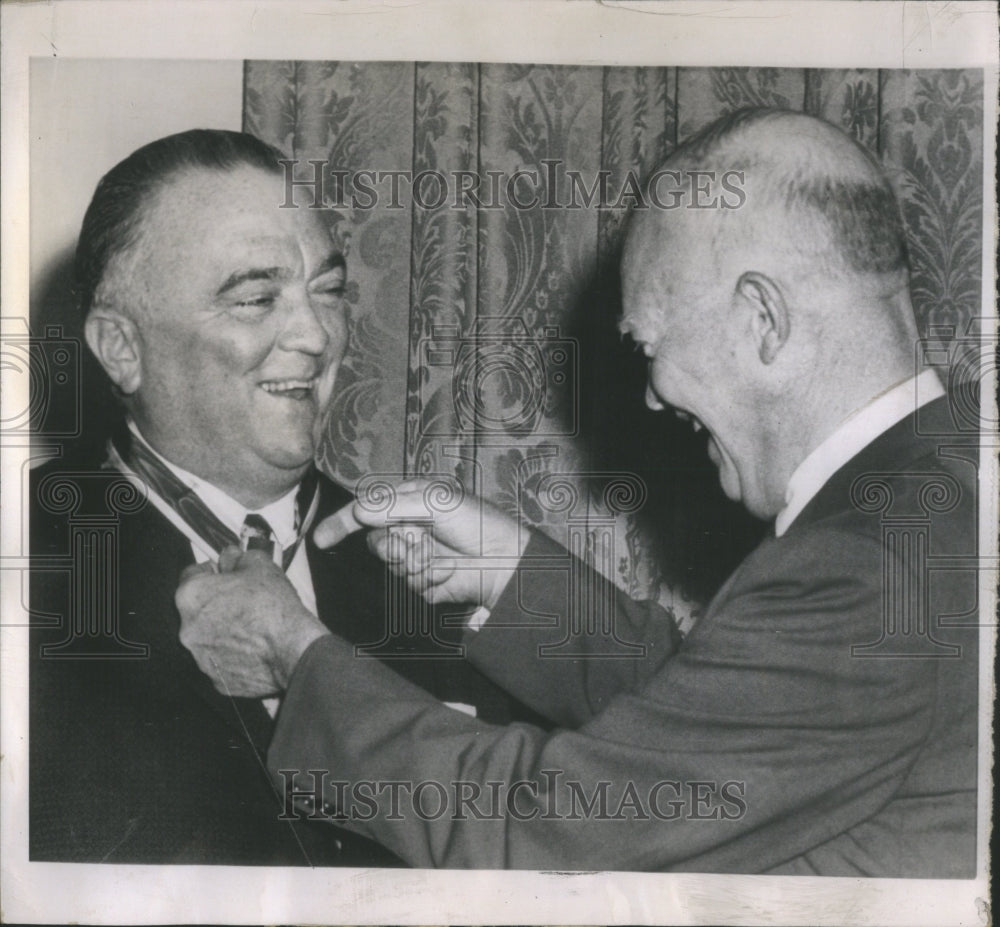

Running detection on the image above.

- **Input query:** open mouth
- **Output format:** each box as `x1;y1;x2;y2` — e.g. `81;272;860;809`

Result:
259;377;318;401
674;409;704;433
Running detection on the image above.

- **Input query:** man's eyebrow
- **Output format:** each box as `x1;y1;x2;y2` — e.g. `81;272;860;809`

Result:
215;267;291;297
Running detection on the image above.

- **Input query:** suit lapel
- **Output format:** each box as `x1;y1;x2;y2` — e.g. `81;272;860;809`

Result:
305;476;392;644
117;496;276;756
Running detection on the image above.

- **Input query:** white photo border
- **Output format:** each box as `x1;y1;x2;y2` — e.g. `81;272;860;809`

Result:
2;2;997;925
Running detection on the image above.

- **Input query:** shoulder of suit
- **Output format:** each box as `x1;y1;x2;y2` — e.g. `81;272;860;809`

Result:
28;453;191;559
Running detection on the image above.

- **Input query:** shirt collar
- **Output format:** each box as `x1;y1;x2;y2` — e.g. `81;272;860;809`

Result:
774;370;945;537
125;420;299;546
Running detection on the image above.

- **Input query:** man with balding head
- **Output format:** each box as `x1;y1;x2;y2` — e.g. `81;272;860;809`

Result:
176;109;980;875
622;109;921;521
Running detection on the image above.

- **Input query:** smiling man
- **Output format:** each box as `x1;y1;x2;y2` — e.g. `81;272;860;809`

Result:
92;163;349;510
176;110;981;875
29;129;528;865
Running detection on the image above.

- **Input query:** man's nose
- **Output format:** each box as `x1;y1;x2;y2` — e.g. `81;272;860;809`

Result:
280;294;329;355
645;383;665;411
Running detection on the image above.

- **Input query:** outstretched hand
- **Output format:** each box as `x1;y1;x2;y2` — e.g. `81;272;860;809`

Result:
176;547;330;697
313;480;530;609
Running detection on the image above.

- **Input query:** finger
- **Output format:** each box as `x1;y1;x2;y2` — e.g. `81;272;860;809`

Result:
384;554;433;590
404;558;437;593
177;617;208;657
352;490;437;527
385;530;409;565
397;526;436;568
232;548;278;573
367;525;427;562
422;559;458;603
404;532;434;574
175;571;213;619
367;528;389;561
179;560;217;585
369;529;415;569
313;501;364;549
217;545;243;573
392;552;456;594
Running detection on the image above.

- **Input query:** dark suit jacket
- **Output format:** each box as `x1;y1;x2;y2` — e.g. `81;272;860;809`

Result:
269;395;980;875
29;461;536;864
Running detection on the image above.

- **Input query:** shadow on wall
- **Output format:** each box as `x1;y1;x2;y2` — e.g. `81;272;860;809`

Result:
29;245;121;467
566;251;767;605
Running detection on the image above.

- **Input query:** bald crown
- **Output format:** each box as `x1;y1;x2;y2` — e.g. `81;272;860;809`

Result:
619;108;913;353
644;108;909;279
701;109;903;275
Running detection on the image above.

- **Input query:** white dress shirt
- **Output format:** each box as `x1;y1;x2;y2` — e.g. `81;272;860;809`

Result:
120;422;318;716
775;370;945;537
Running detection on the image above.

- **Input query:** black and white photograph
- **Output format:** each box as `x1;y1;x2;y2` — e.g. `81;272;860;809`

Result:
1;2;996;924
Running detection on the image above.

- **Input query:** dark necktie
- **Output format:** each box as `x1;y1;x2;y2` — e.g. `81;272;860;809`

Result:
241;513;276;556
107;431;318;571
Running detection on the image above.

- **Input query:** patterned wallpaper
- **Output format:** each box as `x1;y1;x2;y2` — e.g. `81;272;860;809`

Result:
244;64;984;629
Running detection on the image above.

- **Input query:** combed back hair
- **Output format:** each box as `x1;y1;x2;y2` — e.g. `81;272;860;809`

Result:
663;107;909;277
75;129;287;317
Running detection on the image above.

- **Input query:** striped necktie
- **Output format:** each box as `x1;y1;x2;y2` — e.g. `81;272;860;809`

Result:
107;432;319;571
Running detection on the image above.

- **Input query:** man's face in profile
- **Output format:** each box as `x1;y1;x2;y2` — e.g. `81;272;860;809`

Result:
127;164;348;502
621;216;775;519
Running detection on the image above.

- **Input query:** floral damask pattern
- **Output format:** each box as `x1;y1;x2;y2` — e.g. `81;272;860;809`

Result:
676;68;804;142
599;67;676;258
881;70;983;339
805;69;880;151
474;64;601;561
246;61;414;484
244;64;984;625
405;62;479;482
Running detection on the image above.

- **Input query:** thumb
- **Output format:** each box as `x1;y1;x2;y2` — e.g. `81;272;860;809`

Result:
217;546;274;574
175;567;215;617
217;545;243;573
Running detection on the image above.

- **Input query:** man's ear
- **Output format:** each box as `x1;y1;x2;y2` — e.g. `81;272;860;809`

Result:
84;309;143;395
734;271;789;365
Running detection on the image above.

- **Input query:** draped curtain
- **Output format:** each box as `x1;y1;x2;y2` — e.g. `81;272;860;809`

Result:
244;64;983;629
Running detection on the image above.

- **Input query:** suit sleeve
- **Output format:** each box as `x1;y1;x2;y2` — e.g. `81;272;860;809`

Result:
268;525;939;871
463;530;683;727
